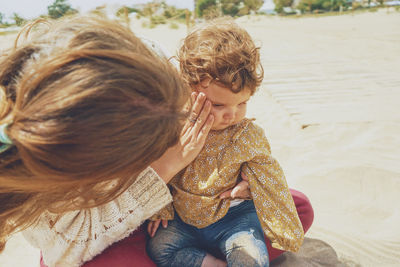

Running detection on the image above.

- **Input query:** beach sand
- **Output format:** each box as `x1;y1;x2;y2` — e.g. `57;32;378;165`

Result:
1;10;399;267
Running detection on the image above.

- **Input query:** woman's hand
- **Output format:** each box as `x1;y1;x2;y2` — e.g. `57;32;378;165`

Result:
219;172;251;199
147;219;168;237
151;92;214;183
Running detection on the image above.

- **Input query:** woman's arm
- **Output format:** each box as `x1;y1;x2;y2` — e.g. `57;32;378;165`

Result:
23;167;171;267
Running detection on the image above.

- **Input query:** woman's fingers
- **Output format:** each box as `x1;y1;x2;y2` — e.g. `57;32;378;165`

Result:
147;219;167;237
147;221;151;234
196;113;213;143
147;221;152;235
182;92;212;143
148;220;161;237
191;99;212;136
182;92;199;134
152;220;161;237
189;92;206;122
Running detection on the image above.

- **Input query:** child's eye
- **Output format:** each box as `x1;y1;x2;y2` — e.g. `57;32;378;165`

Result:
213;104;224;108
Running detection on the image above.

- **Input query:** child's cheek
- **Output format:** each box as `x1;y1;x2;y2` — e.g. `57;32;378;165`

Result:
240;106;248;118
210;107;218;117
210;108;221;126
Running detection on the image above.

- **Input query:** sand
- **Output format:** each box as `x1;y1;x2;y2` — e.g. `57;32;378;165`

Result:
1;10;399;267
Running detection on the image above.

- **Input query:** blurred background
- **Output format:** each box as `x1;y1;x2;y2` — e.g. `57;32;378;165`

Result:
1;1;399;266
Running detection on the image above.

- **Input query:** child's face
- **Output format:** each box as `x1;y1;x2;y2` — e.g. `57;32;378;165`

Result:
196;80;251;131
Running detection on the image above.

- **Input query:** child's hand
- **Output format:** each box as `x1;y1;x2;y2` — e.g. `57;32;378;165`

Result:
219;172;251;199
147;219;169;237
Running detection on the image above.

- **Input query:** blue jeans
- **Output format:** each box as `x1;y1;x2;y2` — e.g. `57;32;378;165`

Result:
147;200;269;267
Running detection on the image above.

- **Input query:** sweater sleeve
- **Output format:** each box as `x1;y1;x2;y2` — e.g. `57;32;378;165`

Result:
239;124;304;252
22;167;172;267
148;203;175;221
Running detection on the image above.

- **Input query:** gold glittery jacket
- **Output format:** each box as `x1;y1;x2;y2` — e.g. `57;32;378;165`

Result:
151;118;304;252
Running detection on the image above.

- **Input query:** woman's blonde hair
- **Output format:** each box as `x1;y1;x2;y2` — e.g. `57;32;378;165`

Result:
178;17;263;94
0;16;188;251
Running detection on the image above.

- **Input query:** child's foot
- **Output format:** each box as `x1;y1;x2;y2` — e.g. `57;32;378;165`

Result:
201;253;227;267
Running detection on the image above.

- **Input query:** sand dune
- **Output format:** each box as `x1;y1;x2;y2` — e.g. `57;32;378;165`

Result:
240;11;400;266
1;10;399;267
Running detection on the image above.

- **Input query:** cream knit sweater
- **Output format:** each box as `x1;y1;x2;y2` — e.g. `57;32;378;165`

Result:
23;167;172;267
22;36;175;267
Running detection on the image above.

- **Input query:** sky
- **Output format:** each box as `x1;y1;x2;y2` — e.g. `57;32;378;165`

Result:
0;0;195;20
0;0;274;21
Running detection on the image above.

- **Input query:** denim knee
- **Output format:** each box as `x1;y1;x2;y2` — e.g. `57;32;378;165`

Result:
147;235;206;267
146;235;172;267
146;223;206;267
224;229;269;267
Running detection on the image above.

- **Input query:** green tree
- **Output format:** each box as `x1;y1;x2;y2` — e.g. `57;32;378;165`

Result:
197;0;264;18
297;0;348;12
221;0;241;16
163;5;178;18
196;0;217;17
116;6;139;17
273;0;294;13
142;2;160;18
244;0;264;13
162;4;188;19
48;0;77;19
13;13;25;26
221;0;264;16
0;12;4;25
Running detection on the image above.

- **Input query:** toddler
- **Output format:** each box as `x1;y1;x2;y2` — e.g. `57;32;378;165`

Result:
147;18;304;267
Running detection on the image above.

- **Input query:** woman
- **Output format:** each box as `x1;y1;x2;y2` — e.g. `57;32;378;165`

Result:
0;15;216;267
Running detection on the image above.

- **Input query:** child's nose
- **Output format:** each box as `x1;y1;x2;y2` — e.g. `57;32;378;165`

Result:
224;108;235;120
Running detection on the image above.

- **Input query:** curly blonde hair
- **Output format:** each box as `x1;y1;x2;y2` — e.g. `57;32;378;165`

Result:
179;17;263;94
